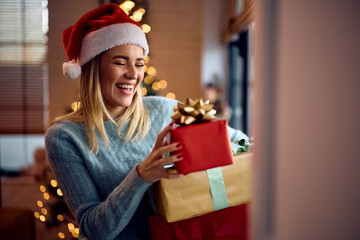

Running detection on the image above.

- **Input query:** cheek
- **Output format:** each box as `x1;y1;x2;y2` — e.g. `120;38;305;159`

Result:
138;71;145;82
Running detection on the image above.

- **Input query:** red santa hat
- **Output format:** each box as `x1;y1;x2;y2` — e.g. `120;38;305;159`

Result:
62;3;149;79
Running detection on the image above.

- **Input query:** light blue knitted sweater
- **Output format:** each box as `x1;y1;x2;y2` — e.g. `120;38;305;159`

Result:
45;96;248;240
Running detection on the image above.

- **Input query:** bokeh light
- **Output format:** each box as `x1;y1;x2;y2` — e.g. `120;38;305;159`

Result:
57;188;63;196
152;82;160;91
41;208;48;215
50;179;58;187
144;76;153;85
37;200;43;208
119;1;135;13
58;232;65;239
142;24;151;33
57;214;64;221
43;192;50;200
40;185;46;192
159;80;167;89
166;92;176;99
146;66;157;77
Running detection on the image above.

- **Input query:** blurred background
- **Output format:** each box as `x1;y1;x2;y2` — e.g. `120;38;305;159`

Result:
0;0;359;239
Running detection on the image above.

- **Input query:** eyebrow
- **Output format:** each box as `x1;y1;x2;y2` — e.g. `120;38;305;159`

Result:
112;55;145;61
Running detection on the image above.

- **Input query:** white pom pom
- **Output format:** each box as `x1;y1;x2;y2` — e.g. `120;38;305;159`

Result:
62;60;81;80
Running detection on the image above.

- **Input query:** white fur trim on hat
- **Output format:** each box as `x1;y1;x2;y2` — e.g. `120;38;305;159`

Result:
79;22;149;66
62;60;81;80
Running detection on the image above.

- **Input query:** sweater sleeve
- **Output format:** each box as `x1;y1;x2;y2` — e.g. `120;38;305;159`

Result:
45;124;152;240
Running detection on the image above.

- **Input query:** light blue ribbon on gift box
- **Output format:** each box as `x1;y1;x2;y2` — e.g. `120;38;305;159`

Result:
206;167;229;211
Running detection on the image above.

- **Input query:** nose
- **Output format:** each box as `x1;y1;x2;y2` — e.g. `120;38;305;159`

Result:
124;65;137;79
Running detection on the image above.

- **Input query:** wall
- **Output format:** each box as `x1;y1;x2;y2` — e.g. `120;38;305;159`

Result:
146;0;203;103
47;0;98;121
252;1;360;239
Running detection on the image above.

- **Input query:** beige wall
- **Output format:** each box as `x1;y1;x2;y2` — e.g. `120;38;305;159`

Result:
48;0;204;121
48;0;98;121
147;0;203;103
252;1;360;239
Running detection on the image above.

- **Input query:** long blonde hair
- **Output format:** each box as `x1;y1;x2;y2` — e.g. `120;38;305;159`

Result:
50;55;149;153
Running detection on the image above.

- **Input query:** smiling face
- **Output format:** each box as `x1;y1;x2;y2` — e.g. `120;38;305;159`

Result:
99;44;145;119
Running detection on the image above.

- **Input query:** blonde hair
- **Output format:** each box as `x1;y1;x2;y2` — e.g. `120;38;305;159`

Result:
50;55;149;153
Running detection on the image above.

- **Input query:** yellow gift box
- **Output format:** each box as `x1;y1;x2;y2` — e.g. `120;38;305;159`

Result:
152;152;252;223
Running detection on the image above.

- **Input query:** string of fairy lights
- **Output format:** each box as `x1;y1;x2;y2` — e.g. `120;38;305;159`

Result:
34;178;80;239
36;1;177;239
70;0;177;112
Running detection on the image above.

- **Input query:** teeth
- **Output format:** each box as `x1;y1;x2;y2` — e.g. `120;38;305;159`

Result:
116;84;134;90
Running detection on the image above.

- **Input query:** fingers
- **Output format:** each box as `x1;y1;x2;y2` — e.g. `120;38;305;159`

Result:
157;142;182;158
161;153;183;167
154;125;173;149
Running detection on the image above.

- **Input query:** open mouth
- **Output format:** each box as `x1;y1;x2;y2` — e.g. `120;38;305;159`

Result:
115;83;134;94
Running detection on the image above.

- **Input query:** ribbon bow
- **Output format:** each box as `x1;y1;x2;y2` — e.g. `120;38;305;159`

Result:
171;98;217;125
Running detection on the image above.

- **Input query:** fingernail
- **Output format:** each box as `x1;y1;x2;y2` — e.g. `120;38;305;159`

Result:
177;154;183;159
176;143;182;148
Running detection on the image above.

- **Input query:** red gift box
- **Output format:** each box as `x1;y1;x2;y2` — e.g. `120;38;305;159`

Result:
170;119;234;175
148;204;249;240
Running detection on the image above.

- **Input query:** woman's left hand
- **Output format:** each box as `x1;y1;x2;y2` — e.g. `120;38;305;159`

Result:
136;125;184;182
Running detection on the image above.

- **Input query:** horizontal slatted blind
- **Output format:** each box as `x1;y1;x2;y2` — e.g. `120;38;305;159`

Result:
0;0;48;134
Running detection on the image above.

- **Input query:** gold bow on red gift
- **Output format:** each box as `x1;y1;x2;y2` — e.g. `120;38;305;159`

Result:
171;98;217;125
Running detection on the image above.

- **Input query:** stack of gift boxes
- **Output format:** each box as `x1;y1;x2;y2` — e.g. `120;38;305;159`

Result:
149;98;252;239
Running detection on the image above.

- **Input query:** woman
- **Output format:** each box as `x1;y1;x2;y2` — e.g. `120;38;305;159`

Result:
45;4;248;240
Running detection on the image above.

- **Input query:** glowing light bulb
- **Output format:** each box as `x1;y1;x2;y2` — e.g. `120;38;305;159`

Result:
57;188;63;196
142;24;151;33
57;215;64;221
40;185;46;192
72;232;79;238
39;215;46;222
159;80;168;89
34;212;40;218
50;179;58;187
43;192;50;200
152;82;160;91
120;1;135;12
141;87;147;96
37;200;43;208
132;11;143;22
41;208;48;215
144;76;153;85
58;232;65;239
166;92;176;99
147;66;157;77
145;56;149;63
68;223;75;232
71;101;80;111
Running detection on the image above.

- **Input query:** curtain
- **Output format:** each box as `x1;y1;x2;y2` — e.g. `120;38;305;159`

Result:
222;0;254;43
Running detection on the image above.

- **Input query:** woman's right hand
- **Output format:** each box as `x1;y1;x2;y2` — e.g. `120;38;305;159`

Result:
136;125;184;183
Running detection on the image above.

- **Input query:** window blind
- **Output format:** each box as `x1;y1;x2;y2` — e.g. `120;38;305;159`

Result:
0;0;48;134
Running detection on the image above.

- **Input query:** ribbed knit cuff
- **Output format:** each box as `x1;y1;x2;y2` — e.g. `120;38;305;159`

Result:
130;164;153;190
